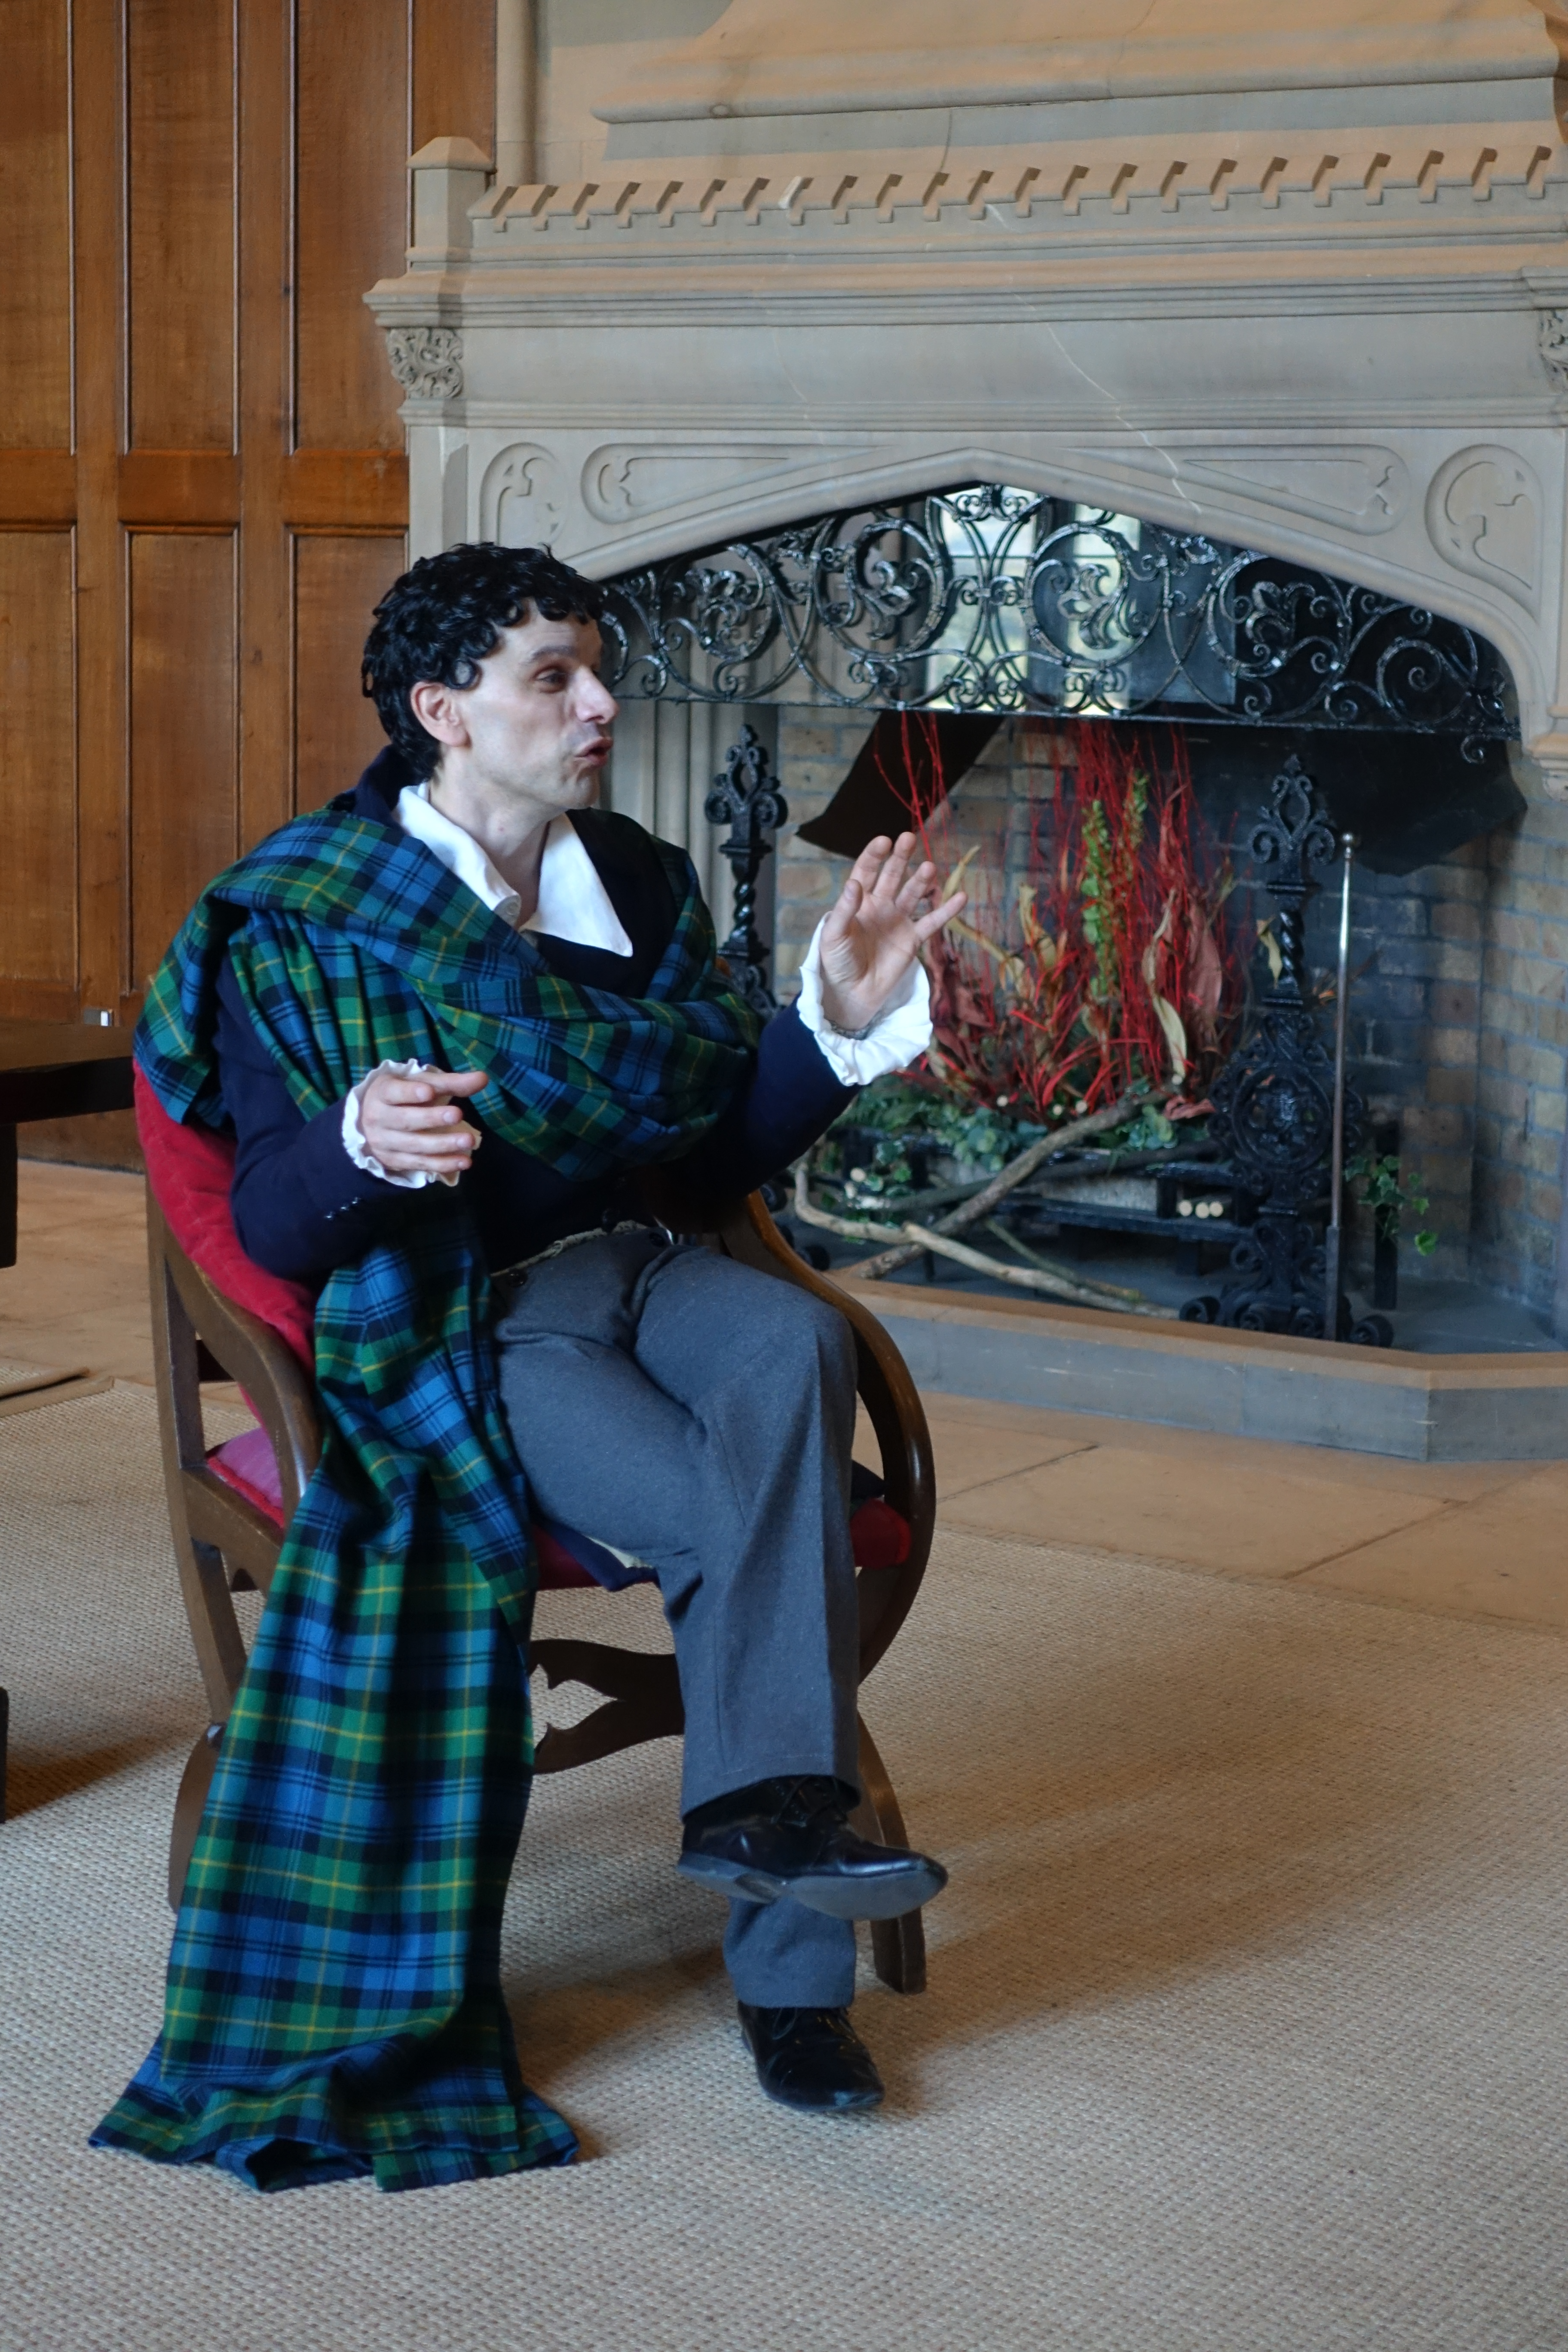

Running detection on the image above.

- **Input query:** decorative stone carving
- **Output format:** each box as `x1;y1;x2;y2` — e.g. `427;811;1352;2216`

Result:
408;139;494;262
385;327;463;402
369;3;1568;771
1081;444;1409;536
1537;307;1568;388
479;444;566;547
478;137;1566;245
583;443;857;525
1424;444;1542;611
1524;729;1568;802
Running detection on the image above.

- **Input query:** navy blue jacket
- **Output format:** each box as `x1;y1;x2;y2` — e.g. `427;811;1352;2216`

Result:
217;749;854;1280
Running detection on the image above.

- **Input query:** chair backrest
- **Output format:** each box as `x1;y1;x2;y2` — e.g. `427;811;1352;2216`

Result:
146;1187;318;1635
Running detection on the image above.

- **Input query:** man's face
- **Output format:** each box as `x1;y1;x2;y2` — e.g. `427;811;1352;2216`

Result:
425;608;617;815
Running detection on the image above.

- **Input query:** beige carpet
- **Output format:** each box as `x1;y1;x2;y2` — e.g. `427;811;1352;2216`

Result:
3;1384;1568;2351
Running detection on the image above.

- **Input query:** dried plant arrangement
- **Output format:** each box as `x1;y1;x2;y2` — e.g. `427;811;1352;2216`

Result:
794;716;1249;1312
921;718;1245;1122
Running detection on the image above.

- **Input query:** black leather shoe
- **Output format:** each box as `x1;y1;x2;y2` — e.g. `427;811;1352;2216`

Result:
738;2003;885;2113
678;1776;947;1920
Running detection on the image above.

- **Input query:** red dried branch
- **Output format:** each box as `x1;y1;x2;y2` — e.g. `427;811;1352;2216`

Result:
911;720;1244;1121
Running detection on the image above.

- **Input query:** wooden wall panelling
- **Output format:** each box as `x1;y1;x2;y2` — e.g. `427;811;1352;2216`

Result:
3;0;474;1030
118;453;241;523
128;531;238;993
413;0;496;154
0;0;76;1018
126;0;236;452
279;450;408;531
0;0;73;450
0;533;78;1015
119;0;243;1024
74;0;129;1021
236;0;292;857
0;455;77;523
293;0;409;453
293;532;407;808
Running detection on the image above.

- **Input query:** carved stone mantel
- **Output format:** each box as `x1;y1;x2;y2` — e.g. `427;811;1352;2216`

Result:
367;0;1568;794
592;0;1563;124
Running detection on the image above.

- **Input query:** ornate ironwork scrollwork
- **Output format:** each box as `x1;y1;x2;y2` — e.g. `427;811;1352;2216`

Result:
1184;755;1370;1339
1213;760;1349;1213
601;484;1514;753
704;725;787;1017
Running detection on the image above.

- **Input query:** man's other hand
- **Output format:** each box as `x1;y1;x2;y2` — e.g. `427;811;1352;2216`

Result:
817;833;966;1034
358;1065;487;1181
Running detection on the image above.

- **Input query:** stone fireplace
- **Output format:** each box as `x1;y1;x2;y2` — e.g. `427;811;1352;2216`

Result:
368;0;1568;1339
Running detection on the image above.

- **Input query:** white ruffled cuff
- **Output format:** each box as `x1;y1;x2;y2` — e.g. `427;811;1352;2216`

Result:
341;1060;461;1190
795;920;934;1087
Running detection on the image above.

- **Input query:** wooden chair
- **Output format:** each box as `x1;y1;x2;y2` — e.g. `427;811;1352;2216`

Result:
146;1186;937;1994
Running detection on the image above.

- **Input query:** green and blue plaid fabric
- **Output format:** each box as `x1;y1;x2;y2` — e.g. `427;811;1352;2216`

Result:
93;805;759;2193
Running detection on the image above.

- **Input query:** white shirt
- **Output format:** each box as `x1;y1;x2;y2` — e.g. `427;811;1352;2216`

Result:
396;783;635;956
343;784;933;1186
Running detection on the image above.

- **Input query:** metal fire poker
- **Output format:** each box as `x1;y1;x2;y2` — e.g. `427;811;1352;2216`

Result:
1323;830;1358;1340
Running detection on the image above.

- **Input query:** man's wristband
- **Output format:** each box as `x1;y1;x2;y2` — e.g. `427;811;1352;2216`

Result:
821;1011;881;1042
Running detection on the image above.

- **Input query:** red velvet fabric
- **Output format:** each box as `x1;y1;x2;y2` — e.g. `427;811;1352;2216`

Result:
845;1496;912;1573
135;1066;316;1372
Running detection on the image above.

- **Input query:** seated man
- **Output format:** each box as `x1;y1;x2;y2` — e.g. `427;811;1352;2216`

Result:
94;543;964;2195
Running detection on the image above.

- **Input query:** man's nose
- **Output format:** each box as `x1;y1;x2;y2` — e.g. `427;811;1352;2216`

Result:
578;670;618;728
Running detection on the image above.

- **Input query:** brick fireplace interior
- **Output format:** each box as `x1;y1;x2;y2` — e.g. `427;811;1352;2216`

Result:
771;702;1556;1316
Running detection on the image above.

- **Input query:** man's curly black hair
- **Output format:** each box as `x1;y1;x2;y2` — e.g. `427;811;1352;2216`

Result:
361;542;607;781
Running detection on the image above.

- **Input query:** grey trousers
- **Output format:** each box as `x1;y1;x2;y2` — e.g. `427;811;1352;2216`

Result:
493;1230;863;2009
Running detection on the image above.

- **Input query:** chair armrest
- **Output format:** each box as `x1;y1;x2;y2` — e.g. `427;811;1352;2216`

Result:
148;1193;322;1525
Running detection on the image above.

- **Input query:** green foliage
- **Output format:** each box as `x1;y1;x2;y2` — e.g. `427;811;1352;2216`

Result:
831;1076;944;1141
835;1076;1046;1167
817;1075;1203;1210
1116;1103;1177;1154
835;1141;913;1205
1078;796;1114;1002
1076;768;1148;1009
1346;1151;1438;1258
821;1076;1047;1201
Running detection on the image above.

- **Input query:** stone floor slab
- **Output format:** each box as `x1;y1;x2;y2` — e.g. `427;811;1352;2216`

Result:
1295;1464;1568;1629
939;1442;1453;1579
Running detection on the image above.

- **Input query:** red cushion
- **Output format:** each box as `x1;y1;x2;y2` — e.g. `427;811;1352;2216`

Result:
135;1066;316;1372
207;1427;287;1521
530;1523;605;1590
846;1497;911;1572
207;1430;612;1589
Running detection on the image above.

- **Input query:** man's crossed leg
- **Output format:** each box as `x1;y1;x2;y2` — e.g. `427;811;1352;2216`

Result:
493;1228;946;2110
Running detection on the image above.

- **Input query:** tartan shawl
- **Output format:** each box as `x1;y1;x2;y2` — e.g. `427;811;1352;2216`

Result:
93;803;760;2193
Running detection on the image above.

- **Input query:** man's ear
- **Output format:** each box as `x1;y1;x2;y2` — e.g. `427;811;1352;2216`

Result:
409;678;470;750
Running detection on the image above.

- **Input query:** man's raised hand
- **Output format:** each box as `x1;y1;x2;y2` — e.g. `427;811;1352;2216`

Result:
816;833;966;1035
358;1064;487;1181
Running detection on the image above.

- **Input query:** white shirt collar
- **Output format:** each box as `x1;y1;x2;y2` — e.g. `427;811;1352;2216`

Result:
395;784;633;957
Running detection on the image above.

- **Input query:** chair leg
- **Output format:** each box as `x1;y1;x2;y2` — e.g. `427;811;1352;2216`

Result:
174;1534;249;1728
168;1721;223;1911
850;1712;928;1996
